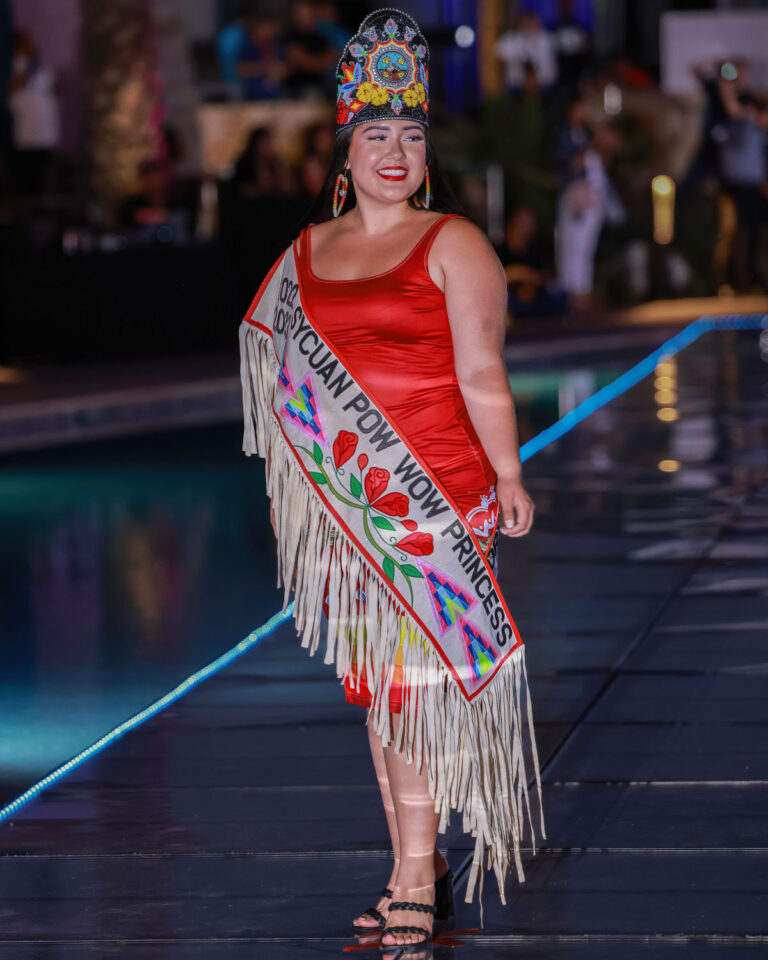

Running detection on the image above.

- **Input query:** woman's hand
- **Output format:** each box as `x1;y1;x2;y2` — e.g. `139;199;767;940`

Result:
497;475;534;537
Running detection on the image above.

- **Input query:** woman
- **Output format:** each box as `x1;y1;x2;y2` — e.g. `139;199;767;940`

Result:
240;9;545;954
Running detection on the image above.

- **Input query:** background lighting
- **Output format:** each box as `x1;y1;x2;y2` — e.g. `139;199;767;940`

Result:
657;407;679;422
454;25;475;47
658;459;681;472
652;175;676;245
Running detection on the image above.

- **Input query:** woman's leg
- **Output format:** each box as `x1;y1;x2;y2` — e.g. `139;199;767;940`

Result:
379;727;445;947
353;719;400;927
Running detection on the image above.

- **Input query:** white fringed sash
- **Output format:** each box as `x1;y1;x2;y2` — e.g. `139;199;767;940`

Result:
239;243;545;911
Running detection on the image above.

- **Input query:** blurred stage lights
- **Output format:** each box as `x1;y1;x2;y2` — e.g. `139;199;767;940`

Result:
657;407;679;422
652;175;675;245
455;25;475;47
654;354;678;416
658;459;680;472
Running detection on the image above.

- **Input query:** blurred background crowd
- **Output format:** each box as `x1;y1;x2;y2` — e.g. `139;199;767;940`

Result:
0;0;767;362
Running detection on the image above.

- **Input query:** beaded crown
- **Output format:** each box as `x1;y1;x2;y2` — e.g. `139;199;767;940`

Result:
335;7;429;133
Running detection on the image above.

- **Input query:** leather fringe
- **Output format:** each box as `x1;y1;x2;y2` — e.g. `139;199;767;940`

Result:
240;323;546;913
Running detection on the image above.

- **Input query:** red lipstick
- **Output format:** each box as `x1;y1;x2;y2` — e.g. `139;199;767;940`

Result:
377;166;408;181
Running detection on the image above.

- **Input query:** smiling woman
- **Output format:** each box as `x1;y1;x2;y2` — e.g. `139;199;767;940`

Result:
239;7;544;954
302;117;462;228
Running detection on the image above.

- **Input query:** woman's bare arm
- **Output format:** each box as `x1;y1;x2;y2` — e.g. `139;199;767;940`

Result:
431;218;533;537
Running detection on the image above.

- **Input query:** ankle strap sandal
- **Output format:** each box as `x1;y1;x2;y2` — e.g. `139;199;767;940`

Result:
352;887;394;931
380;901;435;952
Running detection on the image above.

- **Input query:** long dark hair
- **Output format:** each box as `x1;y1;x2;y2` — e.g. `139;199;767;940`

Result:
300;124;465;227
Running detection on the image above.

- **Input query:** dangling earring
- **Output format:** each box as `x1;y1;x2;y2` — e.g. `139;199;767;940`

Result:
424;163;431;210
333;170;349;218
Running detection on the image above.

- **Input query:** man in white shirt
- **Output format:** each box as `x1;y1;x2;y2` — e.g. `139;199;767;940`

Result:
494;12;558;90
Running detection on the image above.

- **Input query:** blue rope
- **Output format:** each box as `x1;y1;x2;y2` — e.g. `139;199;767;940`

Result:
1;313;765;824
0;605;294;823
520;314;767;461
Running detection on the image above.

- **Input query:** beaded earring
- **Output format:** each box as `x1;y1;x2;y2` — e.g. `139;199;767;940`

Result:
333;170;349;218
424;163;431;210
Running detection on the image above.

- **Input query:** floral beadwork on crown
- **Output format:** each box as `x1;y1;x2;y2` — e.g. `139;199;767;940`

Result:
336;7;429;131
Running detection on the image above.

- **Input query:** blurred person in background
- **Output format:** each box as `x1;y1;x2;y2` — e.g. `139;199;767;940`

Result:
473;59;550;219
496;205;567;318
495;11;558;92
238;12;286;101
554;119;624;310
216;4;250;95
283;0;335;99
231;126;296;198
0;0;12;195
314;1;347;51
710;61;768;292
8;29;60;197
507;61;548;169
689;57;765;292
220;126;303;311
119;158;190;240
554;95;590;185
693;56;755;172
298;121;335;199
314;1;348;95
552;0;591;94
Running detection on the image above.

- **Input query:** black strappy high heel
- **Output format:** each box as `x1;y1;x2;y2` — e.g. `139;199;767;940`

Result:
355;868;453;933
352;886;393;931
380;900;435;954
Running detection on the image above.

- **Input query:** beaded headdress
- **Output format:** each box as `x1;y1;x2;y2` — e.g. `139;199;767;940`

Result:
335;7;429;133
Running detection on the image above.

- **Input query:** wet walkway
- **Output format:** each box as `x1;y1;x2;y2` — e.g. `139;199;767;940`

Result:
1;326;767;957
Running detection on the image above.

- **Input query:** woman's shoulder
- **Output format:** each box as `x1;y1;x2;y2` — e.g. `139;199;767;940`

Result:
427;214;505;293
431;214;499;262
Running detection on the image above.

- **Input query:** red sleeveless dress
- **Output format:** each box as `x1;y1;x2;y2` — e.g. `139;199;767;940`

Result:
296;213;499;711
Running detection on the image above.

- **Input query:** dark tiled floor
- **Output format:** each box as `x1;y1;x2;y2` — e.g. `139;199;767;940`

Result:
1;327;767;955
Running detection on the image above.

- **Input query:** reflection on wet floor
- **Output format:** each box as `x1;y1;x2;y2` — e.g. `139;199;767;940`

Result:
0;431;279;799
0;328;767;956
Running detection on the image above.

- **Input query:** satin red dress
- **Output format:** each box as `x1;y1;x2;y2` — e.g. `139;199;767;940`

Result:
296;213;499;712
